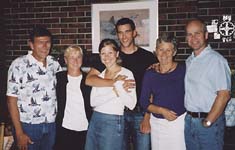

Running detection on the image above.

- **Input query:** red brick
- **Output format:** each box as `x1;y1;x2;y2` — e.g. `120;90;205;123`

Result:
69;12;85;17
61;28;77;34
68;1;85;6
68;23;85;28
51;1;68;7
44;18;59;23
208;8;232;15
43;7;59;12
85;34;92;38
12;40;27;45
159;8;176;14
78;28;91;33
35;2;52;7
19;2;34;8
198;1;220;8
61;39;76;44
28;7;43;12
159;20;177;25
168;13;187;19
52;24;68;28
12;8;27;13
35;13;50;18
168;25;184;31
221;1;235;8
177;7;196;13
220;42;235;49
77;17;91;22
3;0;235;68
77;34;85;39
198;9;208;16
168;1;197;8
51;12;67;18
61;6;76;12
61;18;77;23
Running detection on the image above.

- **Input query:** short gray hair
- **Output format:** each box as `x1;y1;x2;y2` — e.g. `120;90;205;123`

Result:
156;32;178;51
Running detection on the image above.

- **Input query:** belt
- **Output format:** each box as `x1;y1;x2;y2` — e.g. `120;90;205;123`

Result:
124;105;142;113
187;111;208;118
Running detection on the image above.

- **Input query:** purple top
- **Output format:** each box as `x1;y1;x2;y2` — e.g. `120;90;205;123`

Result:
140;63;186;119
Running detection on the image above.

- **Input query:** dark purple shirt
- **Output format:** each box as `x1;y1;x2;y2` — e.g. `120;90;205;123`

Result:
140;63;186;118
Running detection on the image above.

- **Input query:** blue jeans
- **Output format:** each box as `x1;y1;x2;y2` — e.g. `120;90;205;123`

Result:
123;111;150;150
13;122;56;150
184;114;225;150
85;111;124;150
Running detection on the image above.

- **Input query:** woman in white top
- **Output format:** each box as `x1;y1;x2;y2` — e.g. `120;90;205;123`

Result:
55;45;92;150
85;39;137;150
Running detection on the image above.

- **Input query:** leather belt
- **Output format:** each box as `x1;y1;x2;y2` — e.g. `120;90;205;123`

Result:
187;111;208;118
124;105;142;113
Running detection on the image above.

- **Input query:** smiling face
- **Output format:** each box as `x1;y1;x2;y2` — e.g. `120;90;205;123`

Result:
100;45;119;69
156;41;176;65
116;24;137;49
29;36;51;63
65;51;83;71
186;20;208;55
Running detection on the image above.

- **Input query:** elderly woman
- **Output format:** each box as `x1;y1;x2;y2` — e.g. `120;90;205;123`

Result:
140;33;186;150
54;45;92;150
85;39;137;150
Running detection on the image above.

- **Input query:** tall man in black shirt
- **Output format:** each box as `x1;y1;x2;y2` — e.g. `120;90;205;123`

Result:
86;18;156;150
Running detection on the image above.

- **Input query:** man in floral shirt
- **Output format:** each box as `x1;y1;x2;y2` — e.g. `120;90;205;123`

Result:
6;26;61;150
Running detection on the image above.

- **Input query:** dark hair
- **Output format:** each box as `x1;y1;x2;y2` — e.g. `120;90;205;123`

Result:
115;18;136;31
156;32;178;51
98;39;119;53
29;26;52;42
185;18;207;33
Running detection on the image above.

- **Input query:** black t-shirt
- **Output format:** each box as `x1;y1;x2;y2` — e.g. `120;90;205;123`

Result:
92;47;157;105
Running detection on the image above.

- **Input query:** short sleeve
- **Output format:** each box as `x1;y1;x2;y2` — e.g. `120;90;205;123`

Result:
6;60;22;97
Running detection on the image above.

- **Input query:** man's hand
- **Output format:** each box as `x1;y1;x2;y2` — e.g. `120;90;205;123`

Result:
140;113;151;134
147;63;159;70
16;132;33;150
114;75;127;82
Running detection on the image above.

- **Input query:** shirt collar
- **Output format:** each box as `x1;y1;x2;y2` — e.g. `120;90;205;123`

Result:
191;44;211;59
27;53;48;68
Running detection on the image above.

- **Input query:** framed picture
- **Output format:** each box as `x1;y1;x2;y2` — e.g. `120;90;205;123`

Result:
92;0;158;53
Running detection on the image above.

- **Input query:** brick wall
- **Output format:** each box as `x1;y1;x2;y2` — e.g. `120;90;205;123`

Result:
2;0;235;68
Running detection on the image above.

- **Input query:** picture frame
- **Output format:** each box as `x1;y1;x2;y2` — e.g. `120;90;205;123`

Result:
92;0;158;53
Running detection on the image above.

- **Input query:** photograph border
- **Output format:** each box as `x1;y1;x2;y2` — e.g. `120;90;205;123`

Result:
92;0;158;53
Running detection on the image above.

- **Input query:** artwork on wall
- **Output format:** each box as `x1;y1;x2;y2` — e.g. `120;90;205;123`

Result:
92;0;158;53
207;15;235;42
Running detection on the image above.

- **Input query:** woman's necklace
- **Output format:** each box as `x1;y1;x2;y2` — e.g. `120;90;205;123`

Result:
158;62;176;74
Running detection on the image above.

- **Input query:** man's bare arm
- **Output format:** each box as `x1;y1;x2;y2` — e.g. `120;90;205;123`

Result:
7;96;33;149
85;67;129;87
7;96;24;138
206;90;230;123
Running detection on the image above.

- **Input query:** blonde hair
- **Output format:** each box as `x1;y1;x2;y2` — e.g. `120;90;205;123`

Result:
64;45;83;58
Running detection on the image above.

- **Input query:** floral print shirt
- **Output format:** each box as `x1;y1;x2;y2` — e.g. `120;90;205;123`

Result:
7;54;61;124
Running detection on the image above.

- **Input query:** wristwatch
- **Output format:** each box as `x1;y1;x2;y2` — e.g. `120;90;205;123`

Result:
202;119;212;127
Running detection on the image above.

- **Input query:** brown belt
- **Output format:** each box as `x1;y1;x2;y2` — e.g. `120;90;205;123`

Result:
187;111;208;118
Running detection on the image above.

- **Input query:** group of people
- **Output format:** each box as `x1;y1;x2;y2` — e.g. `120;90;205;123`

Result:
6;17;231;150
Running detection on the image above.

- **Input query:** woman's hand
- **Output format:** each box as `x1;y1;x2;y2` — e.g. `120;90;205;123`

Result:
140;113;151;134
160;107;178;121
